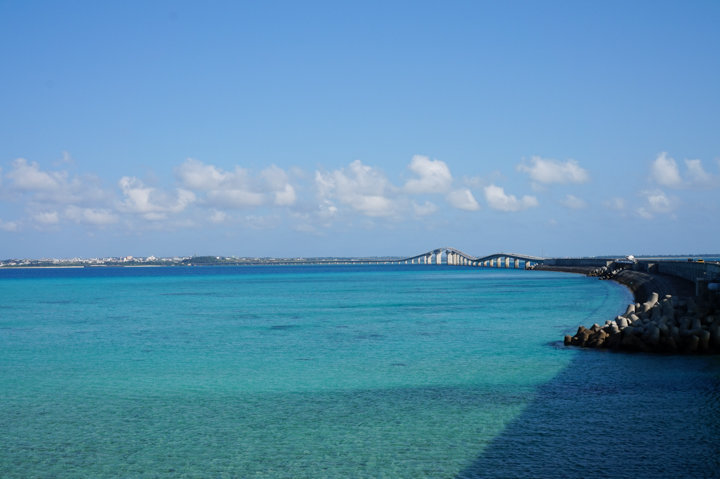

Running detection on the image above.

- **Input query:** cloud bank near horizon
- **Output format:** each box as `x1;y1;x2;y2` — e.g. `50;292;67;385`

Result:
1;152;718;236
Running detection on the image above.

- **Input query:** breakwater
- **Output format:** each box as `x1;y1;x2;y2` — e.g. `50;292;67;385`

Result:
540;260;720;354
565;291;720;353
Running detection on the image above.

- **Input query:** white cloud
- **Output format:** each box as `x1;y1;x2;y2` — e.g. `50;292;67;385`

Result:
649;153;718;189
176;158;230;190
646;191;672;212
517;157;589;184
318;201;339;219
175;159;296;208
446;188;480;211
261;165;297;206
260;165;288;190
315;160;397;217
636;208;653;220
273;184;296;206
64;206;118;226
463;171;503;189
209;210;227;223
7;158;64;191
412;201;438;216
0;219;20;232
636;189;676;219
604;197;626;210
33;211;60;225
5;157;109;206
118;176;195;220
349;195;394;216
404;155;453;194
484;184;538;212
205;189;265;208
684;159;713;186
650;152;682;187
3;156;120;230
561;194;587;209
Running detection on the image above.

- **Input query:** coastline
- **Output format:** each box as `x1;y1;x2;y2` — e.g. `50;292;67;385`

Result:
540;264;720;354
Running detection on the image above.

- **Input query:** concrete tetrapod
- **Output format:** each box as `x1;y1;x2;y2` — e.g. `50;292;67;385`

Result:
565;293;720;354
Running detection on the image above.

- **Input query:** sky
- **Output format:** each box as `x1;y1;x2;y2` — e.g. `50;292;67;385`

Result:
1;0;719;259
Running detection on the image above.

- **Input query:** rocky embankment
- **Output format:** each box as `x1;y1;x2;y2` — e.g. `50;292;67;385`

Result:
565;291;720;353
561;267;720;354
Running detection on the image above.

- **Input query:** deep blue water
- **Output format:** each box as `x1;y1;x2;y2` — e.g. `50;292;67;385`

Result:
1;265;718;478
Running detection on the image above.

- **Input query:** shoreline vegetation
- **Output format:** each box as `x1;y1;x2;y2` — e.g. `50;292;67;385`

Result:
538;264;720;355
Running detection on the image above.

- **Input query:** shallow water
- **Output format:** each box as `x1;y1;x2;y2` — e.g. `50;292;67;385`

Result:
1;265;717;478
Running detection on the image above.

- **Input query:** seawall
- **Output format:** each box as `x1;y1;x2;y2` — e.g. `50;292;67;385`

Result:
537;263;698;303
538;261;719;354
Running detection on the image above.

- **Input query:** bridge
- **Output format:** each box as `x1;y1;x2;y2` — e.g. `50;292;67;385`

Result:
303;248;545;269
392;247;544;269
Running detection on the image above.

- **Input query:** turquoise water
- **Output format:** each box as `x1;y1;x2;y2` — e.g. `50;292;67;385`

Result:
1;265;718;478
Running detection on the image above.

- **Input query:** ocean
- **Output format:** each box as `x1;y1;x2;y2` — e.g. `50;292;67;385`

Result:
1;265;718;478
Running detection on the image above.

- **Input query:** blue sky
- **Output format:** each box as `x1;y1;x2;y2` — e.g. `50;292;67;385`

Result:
1;0;719;259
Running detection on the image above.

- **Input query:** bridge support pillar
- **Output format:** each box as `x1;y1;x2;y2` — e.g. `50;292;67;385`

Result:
505;257;510;268
514;259;520;269
436;251;442;265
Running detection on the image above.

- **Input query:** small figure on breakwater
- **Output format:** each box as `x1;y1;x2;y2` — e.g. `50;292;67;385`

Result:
565;292;720;354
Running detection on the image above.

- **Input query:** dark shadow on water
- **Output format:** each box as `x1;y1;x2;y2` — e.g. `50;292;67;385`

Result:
457;348;720;479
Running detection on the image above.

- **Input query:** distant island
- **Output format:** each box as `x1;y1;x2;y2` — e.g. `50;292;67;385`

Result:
0;255;408;268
